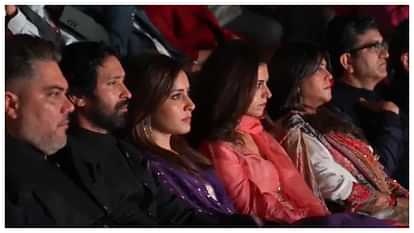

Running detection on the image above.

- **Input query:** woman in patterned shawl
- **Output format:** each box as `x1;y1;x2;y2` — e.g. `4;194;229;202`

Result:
267;42;408;225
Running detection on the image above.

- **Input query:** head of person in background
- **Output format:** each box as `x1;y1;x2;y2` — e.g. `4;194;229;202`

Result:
385;19;409;115
190;40;271;147
59;41;131;134
389;19;409;77
326;16;389;91
125;53;210;174
5;34;74;155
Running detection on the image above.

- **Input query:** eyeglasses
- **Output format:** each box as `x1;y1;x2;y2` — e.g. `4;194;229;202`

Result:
348;41;389;54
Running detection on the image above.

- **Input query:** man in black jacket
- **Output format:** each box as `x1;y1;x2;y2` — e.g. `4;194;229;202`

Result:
58;41;257;226
5;35;106;226
326;16;405;179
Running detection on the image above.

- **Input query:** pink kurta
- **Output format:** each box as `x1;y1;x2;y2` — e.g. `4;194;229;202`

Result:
199;115;328;223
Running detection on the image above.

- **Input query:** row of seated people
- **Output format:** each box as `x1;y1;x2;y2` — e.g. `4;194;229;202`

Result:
5;15;408;226
5;5;408;131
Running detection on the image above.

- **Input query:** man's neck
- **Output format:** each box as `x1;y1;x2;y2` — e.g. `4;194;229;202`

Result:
339;75;377;91
76;115;108;134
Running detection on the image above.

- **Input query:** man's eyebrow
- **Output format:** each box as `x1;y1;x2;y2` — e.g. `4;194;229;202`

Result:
111;75;125;80
43;85;66;91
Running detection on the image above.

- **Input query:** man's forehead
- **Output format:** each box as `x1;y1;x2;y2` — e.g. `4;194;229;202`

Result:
31;60;68;88
97;55;125;80
355;29;383;45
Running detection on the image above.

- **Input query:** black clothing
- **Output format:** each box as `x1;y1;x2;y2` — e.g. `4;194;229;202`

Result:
385;74;409;117
382;74;409;188
329;82;403;176
56;127;256;226
5;135;104;226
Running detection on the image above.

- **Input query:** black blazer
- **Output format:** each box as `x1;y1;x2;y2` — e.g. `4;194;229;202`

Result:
5;135;105;226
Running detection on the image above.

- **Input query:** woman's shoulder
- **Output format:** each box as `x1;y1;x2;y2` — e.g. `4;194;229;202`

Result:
283;111;307;128
272;111;306;135
199;140;237;152
199;140;247;160
146;154;197;185
274;111;323;140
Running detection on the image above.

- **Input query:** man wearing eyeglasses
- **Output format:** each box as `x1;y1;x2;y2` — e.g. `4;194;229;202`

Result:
325;15;405;182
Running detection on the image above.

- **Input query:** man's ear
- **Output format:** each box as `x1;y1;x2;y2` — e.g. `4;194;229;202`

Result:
5;91;19;119
68;94;86;108
339;53;354;74
400;51;409;72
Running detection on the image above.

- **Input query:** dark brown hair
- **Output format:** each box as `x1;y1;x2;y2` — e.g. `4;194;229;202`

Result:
125;53;210;175
389;19;408;77
190;40;264;147
268;42;365;139
267;42;331;119
60;41;119;97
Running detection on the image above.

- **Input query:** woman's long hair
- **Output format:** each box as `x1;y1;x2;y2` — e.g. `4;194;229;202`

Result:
189;40;264;147
267;42;365;139
125;53;210;175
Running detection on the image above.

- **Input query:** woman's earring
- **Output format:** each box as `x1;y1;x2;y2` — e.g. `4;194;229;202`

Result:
143;118;152;139
296;87;303;107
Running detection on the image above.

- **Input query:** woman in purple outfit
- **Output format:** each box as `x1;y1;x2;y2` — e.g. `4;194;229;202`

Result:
124;53;235;216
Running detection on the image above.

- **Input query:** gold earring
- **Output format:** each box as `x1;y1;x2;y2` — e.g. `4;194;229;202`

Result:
143;118;152;139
